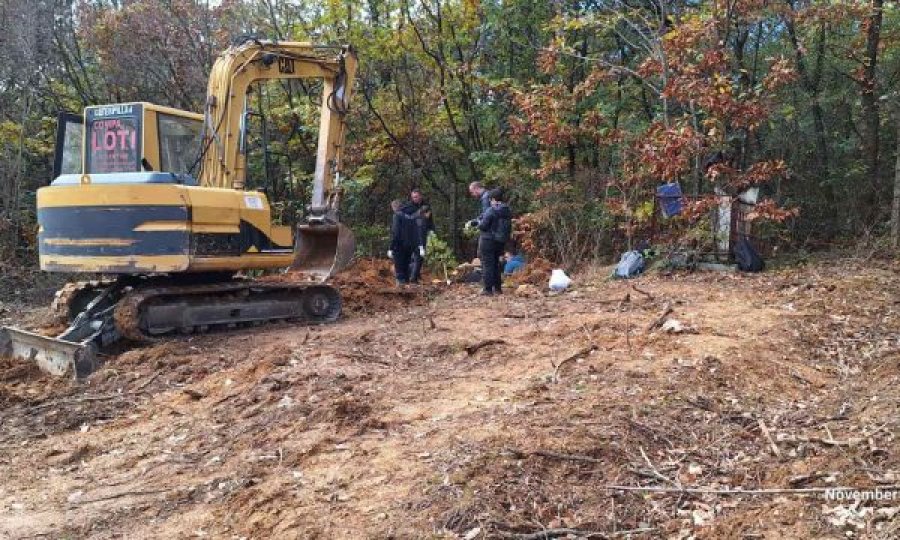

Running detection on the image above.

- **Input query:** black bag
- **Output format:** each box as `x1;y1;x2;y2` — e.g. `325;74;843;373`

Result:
493;215;512;244
734;236;764;272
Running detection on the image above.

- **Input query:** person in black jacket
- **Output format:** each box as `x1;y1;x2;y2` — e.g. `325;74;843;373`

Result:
388;200;424;285
468;181;491;220
402;188;433;283
476;189;512;295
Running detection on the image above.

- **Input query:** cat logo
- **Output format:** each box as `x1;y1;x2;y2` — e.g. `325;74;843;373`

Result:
278;57;295;74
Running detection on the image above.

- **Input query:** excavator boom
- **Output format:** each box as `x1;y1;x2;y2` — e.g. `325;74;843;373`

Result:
199;40;358;278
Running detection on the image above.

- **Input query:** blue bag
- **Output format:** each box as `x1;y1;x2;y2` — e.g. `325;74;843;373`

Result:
615;250;645;278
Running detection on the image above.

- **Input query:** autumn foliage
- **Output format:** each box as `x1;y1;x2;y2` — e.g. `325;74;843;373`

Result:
0;0;895;262
506;0;804;262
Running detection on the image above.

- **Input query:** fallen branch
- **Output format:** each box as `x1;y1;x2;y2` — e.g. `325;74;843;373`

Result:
638;446;680;488
499;527;656;540
505;447;603;464
631;284;654;300
182;388;206;400
535;450;603;464
798;435;861;447
788;472;829;487
465;339;507;355
552;344;597;381
777;431;866;448
28;373;166;410
135;370;162;392
757;418;782;458
646;303;674;332
28;392;141;411
595;484;900;495
70;488;170;505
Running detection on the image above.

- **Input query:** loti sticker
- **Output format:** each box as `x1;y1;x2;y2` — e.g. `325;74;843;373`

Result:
244;195;264;210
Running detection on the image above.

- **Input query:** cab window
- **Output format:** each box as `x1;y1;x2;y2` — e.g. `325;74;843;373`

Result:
158;113;203;174
53;113;83;178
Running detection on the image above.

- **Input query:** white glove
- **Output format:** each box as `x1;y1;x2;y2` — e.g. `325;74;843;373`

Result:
419;246;426;257
387;250;393;259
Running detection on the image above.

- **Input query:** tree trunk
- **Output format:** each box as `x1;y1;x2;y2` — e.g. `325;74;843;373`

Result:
451;174;459;255
892;109;900;249
860;0;883;222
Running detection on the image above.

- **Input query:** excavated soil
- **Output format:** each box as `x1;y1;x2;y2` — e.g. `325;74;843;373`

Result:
263;258;433;314
507;256;554;287
0;255;898;539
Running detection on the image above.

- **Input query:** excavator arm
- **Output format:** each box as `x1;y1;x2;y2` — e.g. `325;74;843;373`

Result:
199;40;358;277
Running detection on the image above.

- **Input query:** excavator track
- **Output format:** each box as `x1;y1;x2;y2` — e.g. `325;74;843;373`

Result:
113;281;342;343
50;280;112;322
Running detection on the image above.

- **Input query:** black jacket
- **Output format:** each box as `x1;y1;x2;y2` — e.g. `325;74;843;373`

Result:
391;211;424;252
401;200;435;234
478;190;491;220
477;203;511;241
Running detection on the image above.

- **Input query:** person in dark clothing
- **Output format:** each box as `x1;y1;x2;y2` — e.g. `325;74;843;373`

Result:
402;188;433;283
465;181;495;276
388;200;424;285
468;181;491;221
402;188;435;234
476;189;512;295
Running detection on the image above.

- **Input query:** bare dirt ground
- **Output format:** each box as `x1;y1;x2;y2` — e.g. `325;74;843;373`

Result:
0;255;898;539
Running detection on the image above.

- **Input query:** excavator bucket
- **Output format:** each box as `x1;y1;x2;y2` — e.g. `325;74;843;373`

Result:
290;222;356;280
0;326;99;379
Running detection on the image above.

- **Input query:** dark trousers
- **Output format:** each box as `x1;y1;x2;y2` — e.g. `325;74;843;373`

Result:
478;237;503;293
393;248;413;283
409;237;427;282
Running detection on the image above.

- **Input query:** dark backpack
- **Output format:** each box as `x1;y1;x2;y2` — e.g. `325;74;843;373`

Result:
734;236;764;272
493;215;512;244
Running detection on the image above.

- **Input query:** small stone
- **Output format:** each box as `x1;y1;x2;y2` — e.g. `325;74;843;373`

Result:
464;527;482;540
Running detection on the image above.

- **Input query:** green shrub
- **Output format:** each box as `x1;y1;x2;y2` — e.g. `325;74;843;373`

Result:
425;232;457;277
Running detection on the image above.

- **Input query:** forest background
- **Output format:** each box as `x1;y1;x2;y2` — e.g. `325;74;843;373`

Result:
1;0;898;269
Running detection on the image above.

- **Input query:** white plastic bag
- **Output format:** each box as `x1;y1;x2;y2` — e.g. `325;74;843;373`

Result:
548;269;571;291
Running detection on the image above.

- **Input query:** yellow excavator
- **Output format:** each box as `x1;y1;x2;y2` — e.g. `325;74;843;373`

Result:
0;40;358;378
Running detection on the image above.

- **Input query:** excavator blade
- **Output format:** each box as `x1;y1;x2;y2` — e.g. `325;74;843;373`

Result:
0;326;99;379
290;222;356;280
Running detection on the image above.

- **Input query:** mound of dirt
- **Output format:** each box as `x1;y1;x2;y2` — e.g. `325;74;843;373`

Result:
0;356;72;407
268;258;433;314
331;258;434;313
507;256;553;287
